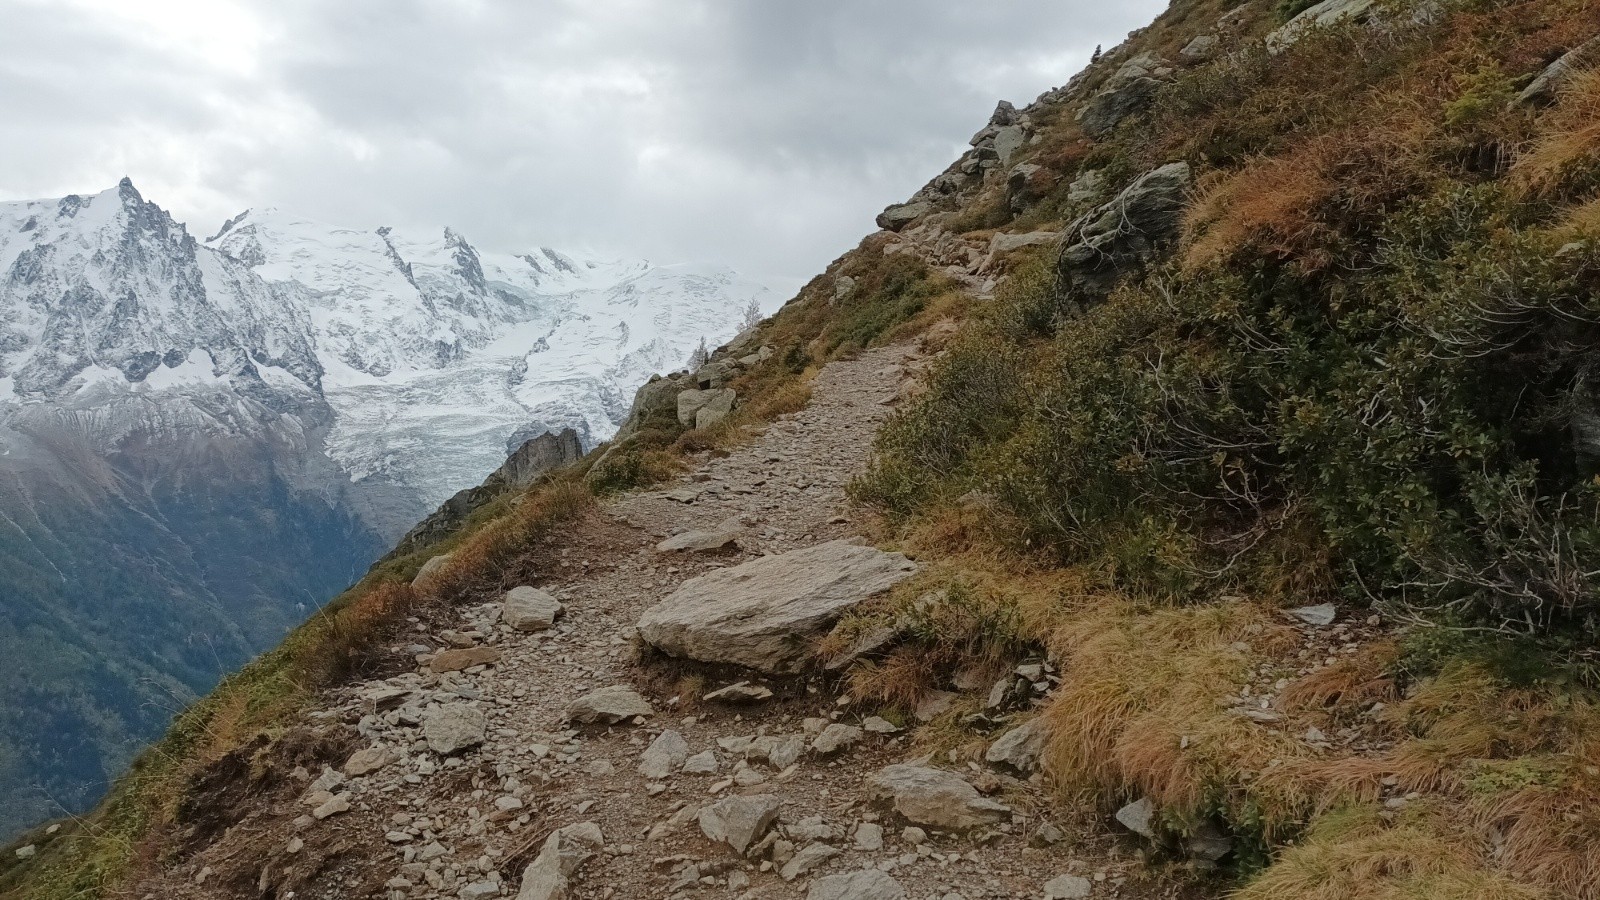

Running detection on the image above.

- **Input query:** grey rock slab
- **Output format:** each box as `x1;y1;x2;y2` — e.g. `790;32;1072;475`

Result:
1286;603;1337;627
866;764;1013;829
343;747;392;777
807;870;908;900
503;586;563;632
567;685;654;725
636;540;917;674
985;718;1050;775
1058;161;1192;302
699;794;782;855
877;202;932;232
639;729;690;780
656;527;740;554
422;704;486;755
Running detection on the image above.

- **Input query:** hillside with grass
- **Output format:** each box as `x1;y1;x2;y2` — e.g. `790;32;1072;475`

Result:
7;0;1600;898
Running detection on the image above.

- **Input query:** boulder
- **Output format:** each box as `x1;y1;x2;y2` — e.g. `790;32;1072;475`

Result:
1518;37;1600;105
422;704;486;755
657;527;740;553
1058;161;1192;303
517;822;604;900
866;764;1013;829
636;541;918;674
877;201;932;232
1079;76;1162;138
639;729;690;780
504;586;563;631
411;553;452;588
695;389;737;429
1180;34;1220;61
678;389;722;427
428;646;501;673
567;685;654;725
806;870;908;900
985;718;1050;775
497;427;584;490
699;794;782;855
983;229;1060;271
992;125;1027;164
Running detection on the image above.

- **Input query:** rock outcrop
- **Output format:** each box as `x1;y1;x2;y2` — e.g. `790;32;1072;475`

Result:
1057;161;1192;304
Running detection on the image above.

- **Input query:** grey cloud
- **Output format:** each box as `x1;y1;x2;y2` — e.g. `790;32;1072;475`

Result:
0;0;1165;283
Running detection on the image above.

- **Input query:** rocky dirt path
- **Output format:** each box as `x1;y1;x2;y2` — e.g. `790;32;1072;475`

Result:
136;342;1175;900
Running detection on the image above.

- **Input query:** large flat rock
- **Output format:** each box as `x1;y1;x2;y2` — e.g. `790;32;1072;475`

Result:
636;540;918;674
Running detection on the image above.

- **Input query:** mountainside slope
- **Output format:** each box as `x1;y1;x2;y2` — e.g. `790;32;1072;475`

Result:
11;1;1600;898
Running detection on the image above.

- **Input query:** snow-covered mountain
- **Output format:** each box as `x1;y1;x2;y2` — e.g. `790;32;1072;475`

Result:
204;206;776;530
0;179;776;841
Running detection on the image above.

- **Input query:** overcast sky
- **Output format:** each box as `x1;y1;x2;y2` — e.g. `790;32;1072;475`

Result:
0;0;1165;286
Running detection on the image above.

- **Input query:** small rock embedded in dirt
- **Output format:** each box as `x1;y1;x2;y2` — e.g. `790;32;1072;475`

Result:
503;586;563;631
867;764;1013;829
699;794;782;855
862;716;899;734
14;845;35;860
780;841;841;880
812;723;863;756
703;681;774;704
985;718;1049;775
343;746;392;777
1116;796;1157;839
638;729;690;779
854;822;884;851
422;703;487;755
428;646;502;673
656;527;740;553
806;869;908;900
567;685;654;724
311;793;350;820
1044;873;1093;899
1286;603;1337;626
518;821;604;900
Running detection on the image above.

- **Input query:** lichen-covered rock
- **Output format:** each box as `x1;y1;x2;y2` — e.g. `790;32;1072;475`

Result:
876;201;932;232
1057;161;1192;303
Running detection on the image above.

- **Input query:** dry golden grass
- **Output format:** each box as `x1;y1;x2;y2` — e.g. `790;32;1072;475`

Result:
428;480;595;600
1183;149;1338;270
1040;598;1314;835
1516;66;1600;196
1235;804;1549;900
